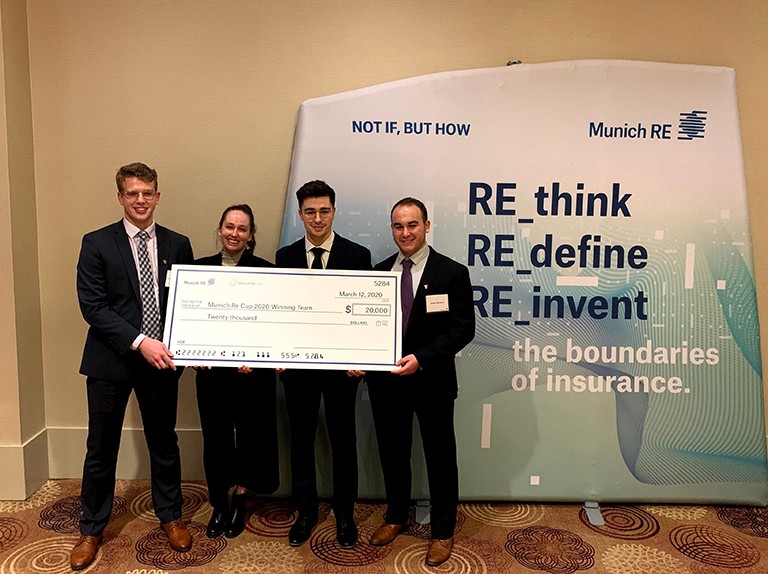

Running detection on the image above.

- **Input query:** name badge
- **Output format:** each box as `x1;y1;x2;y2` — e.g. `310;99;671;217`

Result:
426;294;449;313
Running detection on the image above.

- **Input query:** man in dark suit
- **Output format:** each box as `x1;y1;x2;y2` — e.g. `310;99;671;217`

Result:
367;197;475;567
71;163;194;570
275;180;372;549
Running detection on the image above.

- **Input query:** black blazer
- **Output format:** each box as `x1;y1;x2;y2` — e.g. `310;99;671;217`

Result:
275;234;372;272
194;249;273;269
77;220;194;380
370;247;475;398
275;234;372;381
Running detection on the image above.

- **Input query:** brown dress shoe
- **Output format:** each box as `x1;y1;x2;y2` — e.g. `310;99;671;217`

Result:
162;519;192;552
369;523;405;546
426;537;454;567
70;534;103;571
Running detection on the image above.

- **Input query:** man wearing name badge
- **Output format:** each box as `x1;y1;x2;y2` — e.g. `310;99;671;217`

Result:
367;197;475;567
275;180;372;549
72;163;194;571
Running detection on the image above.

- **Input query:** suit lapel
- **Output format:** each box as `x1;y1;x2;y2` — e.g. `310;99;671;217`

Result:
207;253;224;266
415;247;440;300
375;253;398;272
326;235;345;270
292;240;309;268
156;225;171;310
113;222;141;302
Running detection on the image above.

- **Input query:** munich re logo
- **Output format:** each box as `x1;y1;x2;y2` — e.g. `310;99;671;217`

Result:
208;278;216;285
678;110;707;140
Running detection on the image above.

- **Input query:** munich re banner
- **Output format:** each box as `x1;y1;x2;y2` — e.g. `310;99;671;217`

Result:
280;60;768;504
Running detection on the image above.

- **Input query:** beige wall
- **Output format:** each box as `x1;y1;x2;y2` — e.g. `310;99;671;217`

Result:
1;0;765;488
0;0;47;498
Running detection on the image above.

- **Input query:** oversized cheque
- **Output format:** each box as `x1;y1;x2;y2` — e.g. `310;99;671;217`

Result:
163;265;402;370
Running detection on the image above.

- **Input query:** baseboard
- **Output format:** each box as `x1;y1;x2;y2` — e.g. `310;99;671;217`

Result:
47;427;205;481
0;428;49;500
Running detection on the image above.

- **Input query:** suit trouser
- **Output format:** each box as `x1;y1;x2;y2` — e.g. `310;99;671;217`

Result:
195;369;279;509
79;374;182;535
368;380;459;540
282;375;359;517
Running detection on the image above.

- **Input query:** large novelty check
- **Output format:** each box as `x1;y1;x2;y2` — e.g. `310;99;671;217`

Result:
163;265;402;370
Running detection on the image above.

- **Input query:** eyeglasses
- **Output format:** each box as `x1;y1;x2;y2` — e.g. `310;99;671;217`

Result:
302;208;334;219
121;190;158;200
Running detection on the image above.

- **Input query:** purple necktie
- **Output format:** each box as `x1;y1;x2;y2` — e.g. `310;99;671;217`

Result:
401;258;414;335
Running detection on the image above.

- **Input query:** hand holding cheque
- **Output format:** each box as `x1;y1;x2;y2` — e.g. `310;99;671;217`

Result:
163;265;402;371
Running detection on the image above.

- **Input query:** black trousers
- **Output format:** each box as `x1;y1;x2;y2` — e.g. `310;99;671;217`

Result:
80;374;182;535
282;374;359;516
368;379;459;540
196;368;279;509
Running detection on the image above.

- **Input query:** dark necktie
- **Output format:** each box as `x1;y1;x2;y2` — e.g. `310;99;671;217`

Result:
311;247;325;269
401;258;414;335
137;230;161;339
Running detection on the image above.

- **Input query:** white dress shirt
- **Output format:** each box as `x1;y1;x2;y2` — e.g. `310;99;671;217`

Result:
304;232;335;269
391;242;430;296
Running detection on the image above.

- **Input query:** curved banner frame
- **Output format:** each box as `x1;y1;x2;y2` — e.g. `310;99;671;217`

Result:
279;60;767;504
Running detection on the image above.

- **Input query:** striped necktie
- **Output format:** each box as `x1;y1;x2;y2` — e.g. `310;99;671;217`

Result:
137;230;161;339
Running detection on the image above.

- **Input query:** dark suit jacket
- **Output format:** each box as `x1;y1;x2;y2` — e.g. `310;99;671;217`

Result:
194;249;272;269
275;234;372;274
370;246;475;399
77;220;194;380
275;234;372;382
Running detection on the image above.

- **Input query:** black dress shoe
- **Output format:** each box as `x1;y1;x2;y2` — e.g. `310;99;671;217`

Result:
206;507;228;538
336;516;358;549
288;513;318;546
224;493;247;538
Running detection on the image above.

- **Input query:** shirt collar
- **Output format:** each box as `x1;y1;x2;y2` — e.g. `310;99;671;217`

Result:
304;231;335;254
399;242;430;267
220;248;243;265
123;218;156;239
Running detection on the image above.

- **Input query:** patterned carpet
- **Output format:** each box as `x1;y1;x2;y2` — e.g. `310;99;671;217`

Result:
0;479;767;573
